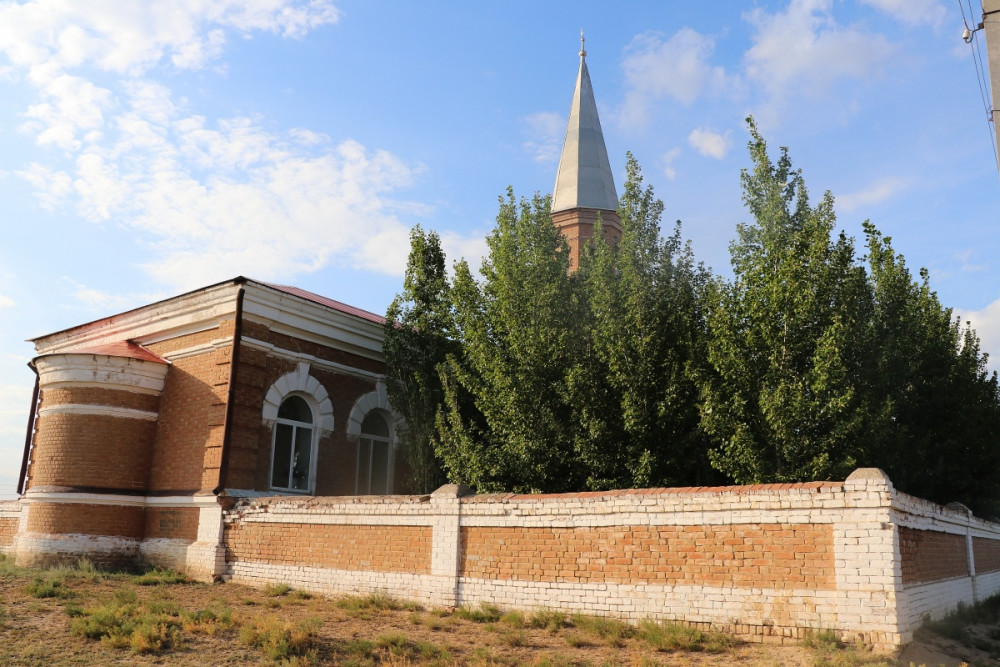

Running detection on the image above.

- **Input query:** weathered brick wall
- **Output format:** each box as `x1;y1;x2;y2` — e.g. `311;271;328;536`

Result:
975;537;1000;574
42;387;160;412
223;320;394;496
460;524;835;589
147;321;235;493
220;473;907;648
28;412;157;490
0;518;17;546
144;507;200;542
899;527;969;583
892;490;1000;630
226;521;431;573
26;502;144;539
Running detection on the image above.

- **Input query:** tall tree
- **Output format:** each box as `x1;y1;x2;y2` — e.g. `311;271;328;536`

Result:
699;120;873;483
862;223;1000;514
383;226;452;493
435;190;586;493
571;154;714;489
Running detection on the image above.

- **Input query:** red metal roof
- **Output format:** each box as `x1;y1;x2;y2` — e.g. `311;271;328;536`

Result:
262;282;386;325
58;341;169;364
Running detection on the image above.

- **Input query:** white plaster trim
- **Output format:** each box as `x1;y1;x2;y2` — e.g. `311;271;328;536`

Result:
33;282;241;355
137;321;222;346
345;382;405;442
241;283;384;360
38;404;159;421
21;492;219;508
161;337;233;361
241;337;383;381
261;362;335;434
35;354;169;394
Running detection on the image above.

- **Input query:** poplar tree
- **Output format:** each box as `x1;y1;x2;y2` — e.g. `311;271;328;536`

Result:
435;190;586;492
572;154;713;489
699;120;873;483
383;226;452;493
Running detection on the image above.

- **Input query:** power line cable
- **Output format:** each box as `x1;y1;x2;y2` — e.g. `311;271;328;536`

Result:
959;0;1000;171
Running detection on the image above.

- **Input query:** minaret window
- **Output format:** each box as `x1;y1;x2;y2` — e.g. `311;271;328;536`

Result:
270;395;316;493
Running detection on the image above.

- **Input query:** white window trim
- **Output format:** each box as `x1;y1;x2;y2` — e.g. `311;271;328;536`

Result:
355;413;393;495
269;394;319;494
261;362;334;495
346;382;405;495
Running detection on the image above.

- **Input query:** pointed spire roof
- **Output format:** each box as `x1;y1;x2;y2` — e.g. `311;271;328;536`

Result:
552;33;618;213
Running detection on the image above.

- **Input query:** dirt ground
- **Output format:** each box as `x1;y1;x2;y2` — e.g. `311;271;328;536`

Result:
0;560;993;666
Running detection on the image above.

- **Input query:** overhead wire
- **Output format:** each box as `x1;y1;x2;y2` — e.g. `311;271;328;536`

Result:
960;0;1000;171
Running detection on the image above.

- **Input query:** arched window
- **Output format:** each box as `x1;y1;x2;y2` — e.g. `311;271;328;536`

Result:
356;412;391;495
270;395;315;493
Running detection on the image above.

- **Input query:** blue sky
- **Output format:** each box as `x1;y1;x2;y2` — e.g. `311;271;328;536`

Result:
0;0;998;498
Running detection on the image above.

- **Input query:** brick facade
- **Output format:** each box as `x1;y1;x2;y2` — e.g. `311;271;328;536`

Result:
226;521;432;573
27;503;144;539
144;507;200;541
459;523;835;589
28;413;157;491
974;536;1000;575
0;518;17;546
899;527;969;584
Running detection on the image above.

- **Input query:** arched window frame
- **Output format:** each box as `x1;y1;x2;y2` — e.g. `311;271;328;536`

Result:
269;393;318;493
346;382;405;495
261;362;334;495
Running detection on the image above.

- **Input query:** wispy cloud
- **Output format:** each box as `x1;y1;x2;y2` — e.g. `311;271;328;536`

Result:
956;298;1000;372
1;2;483;287
522;111;564;164
859;0;946;27
661;147;682;180
688;128;732;159
744;0;895;116
619;29;739;128
836;176;909;213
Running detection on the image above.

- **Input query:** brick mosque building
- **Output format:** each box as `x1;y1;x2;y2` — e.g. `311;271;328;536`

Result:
1;36;621;575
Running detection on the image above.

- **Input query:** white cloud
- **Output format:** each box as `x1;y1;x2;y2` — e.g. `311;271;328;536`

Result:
661;147;681;180
744;0;895;104
0;295;13;308
4;2;482;287
859;0;946;27
16;163;73;211
620;29;739;127
688;128;732;159
956;298;1000;373
522;111;564;164
836;176;909;212
0;0;340;75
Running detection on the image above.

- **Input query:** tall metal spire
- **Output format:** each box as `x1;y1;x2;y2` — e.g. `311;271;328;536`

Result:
551;32;618;214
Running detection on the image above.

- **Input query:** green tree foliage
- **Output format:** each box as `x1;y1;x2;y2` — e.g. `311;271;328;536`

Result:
699;120;873;484
699;118;1000;513
435;190;584;492
383;226;452;493
387;129;1000;513
862;223;1000;514
571;154;714;489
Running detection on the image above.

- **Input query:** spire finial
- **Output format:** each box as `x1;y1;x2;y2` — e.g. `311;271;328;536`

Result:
579;29;586;58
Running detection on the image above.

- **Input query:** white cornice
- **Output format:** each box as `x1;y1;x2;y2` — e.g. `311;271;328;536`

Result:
161;337;233;361
22;492;220;508
38;404;159;421
241;284;385;362
31;282;242;355
241;337;383;381
35;353;169;394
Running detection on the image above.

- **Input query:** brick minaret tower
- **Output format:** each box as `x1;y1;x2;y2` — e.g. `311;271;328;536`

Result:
551;33;621;270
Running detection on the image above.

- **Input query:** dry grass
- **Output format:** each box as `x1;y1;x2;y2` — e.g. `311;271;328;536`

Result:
0;553;978;665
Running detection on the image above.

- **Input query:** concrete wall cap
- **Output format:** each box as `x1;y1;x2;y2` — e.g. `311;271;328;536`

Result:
845;468;893;487
431;483;473;498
